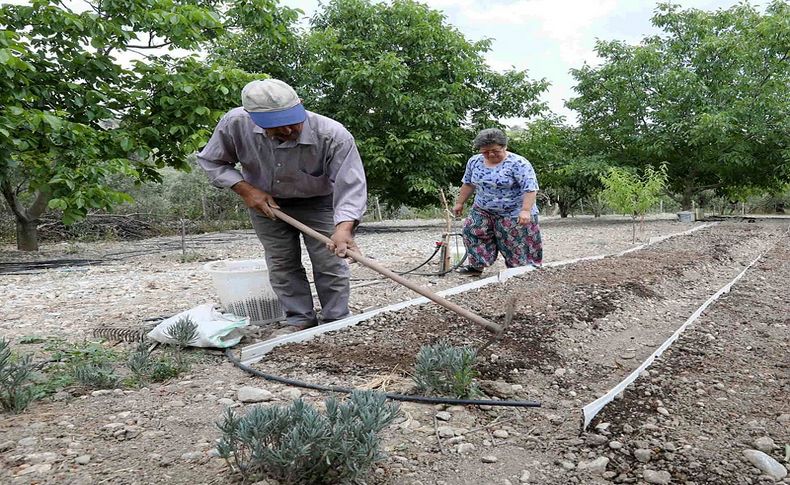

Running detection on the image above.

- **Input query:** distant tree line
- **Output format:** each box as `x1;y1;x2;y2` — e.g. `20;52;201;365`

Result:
1;0;787;250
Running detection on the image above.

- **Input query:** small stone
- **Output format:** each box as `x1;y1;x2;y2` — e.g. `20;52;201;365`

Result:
282;388;302;400
479;380;514;398
16;463;52;475
554;368;567;378
493;430;509;439
167;400;186;407
435;411;451;422
777;414;790;424
742;449;788;481
622;424;635;434
481;455;498;463
548;414;564;425
437;426;455;438
25;452;59;464
585;434;608;446
217;398;236;407
643;469;671;484
620;350;637;360
75;455;91;465
753;436;775;453
519;470;531;483
609;440;623;450
237;387;274;403
634;449;652;463
181;451;203;461
560;460;576;470
595;422;611;432
656;407;670;417
577;456;609;475
0;440;15;452
456;443;475;454
91;390;112;397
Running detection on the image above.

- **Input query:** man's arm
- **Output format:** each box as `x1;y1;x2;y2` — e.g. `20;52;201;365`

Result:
232;181;280;219
196;115;245;189
326;136;367;257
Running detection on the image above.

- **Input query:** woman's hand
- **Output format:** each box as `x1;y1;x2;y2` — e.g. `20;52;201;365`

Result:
517;210;531;225
452;202;465;217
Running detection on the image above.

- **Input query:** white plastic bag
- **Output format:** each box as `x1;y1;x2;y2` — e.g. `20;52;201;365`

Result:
147;303;249;348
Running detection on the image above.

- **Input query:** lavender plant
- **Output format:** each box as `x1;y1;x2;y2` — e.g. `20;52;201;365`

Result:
217;390;399;484
413;341;481;398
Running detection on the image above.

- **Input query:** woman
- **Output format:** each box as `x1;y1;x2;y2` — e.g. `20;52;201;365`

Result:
452;128;543;275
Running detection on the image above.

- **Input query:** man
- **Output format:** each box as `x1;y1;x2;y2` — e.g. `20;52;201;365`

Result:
197;79;367;330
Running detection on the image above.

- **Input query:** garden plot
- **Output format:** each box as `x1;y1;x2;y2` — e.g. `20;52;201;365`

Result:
246;221;787;484
574;236;789;485
1;219;787;485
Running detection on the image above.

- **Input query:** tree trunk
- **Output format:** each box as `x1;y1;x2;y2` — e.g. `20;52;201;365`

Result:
2;179;50;251
559;200;570;218
681;184;694;210
16;218;39;251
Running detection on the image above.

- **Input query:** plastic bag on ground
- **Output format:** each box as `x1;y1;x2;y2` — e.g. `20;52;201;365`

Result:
147;303;249;348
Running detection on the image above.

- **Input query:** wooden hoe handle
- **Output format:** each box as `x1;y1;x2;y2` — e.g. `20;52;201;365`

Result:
270;208;503;335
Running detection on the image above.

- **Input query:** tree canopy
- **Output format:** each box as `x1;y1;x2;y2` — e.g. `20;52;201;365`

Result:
509;118;611;218
568;1;790;209
0;0;296;249
212;0;549;207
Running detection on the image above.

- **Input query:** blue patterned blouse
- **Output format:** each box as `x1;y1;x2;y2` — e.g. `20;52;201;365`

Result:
461;152;540;217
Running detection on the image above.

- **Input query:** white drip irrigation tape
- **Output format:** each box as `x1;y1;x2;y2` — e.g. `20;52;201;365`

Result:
239;222;717;365
580;226;787;430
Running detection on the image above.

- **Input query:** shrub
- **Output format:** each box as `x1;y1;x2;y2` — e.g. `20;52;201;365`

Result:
126;341;185;386
163;316;199;370
72;362;120;391
217;390;400;484
0;338;35;413
413;341;481;398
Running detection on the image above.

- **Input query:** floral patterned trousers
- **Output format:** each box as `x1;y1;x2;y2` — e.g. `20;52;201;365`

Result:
462;206;543;269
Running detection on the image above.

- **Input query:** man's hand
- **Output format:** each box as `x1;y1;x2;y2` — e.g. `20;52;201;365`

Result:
328;221;358;257
232;181;279;219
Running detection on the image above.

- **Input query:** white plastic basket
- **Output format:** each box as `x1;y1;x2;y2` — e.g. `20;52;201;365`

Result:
203;259;285;325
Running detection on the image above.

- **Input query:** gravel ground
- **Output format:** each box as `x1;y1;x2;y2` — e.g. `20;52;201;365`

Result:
1;215;787;485
1;214;701;340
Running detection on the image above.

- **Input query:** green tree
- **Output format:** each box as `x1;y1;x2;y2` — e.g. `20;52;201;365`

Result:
600;165;667;243
509;118;610;218
568;1;790;209
213;0;548;207
0;0;296;250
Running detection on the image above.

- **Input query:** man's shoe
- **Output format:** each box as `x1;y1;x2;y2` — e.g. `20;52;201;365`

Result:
456;265;483;276
292;320;319;331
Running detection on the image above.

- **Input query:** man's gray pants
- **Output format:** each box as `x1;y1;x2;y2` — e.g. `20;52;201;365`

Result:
248;196;350;327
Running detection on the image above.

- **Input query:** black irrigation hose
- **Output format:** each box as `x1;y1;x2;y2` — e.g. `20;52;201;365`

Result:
225;349;541;408
392;233;469;277
393;243;443;275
